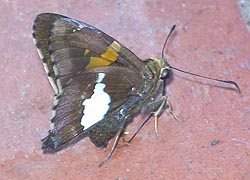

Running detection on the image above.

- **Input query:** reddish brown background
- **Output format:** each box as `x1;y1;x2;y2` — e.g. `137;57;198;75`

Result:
1;1;250;179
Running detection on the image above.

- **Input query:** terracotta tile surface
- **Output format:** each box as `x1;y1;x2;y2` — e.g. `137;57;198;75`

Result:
1;1;249;179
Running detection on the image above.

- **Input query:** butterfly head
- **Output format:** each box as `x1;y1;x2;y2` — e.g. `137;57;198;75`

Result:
147;57;172;80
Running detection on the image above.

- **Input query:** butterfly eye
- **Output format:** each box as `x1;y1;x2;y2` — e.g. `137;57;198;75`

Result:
160;67;171;79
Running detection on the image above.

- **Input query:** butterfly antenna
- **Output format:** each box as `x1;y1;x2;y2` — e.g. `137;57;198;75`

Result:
170;66;240;93
161;25;240;93
161;25;176;96
161;25;176;59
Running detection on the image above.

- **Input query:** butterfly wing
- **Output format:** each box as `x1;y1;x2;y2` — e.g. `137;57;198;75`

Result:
33;13;145;95
33;13;147;151
42;66;144;150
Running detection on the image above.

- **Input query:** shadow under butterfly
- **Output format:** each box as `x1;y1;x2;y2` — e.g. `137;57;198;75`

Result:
33;13;240;167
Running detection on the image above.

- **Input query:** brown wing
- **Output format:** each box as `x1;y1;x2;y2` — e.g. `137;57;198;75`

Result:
33;13;145;95
41;66;144;151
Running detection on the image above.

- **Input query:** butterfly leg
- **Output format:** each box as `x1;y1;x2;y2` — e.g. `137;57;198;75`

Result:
165;97;180;121
124;96;168;144
98;121;126;167
152;96;179;142
153;96;167;142
124;113;153;145
123;96;179;145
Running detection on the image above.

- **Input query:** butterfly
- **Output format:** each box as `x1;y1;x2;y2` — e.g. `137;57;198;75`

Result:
33;13;239;166
33;13;176;166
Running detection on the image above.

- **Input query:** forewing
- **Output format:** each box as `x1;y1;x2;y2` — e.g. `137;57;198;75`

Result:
33;13;66;94
33;13;145;95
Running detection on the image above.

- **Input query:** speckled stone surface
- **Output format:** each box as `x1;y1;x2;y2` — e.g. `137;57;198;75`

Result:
1;1;249;179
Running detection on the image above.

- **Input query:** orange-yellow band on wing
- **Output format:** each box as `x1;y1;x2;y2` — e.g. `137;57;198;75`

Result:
86;41;121;69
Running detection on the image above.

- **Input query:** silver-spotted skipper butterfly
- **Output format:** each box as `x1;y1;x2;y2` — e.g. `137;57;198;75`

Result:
33;13;240;166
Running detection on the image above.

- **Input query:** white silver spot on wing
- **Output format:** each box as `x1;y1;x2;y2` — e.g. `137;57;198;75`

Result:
97;72;105;82
56;78;63;95
50;95;59;120
80;73;111;130
66;18;101;34
50;123;55;130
